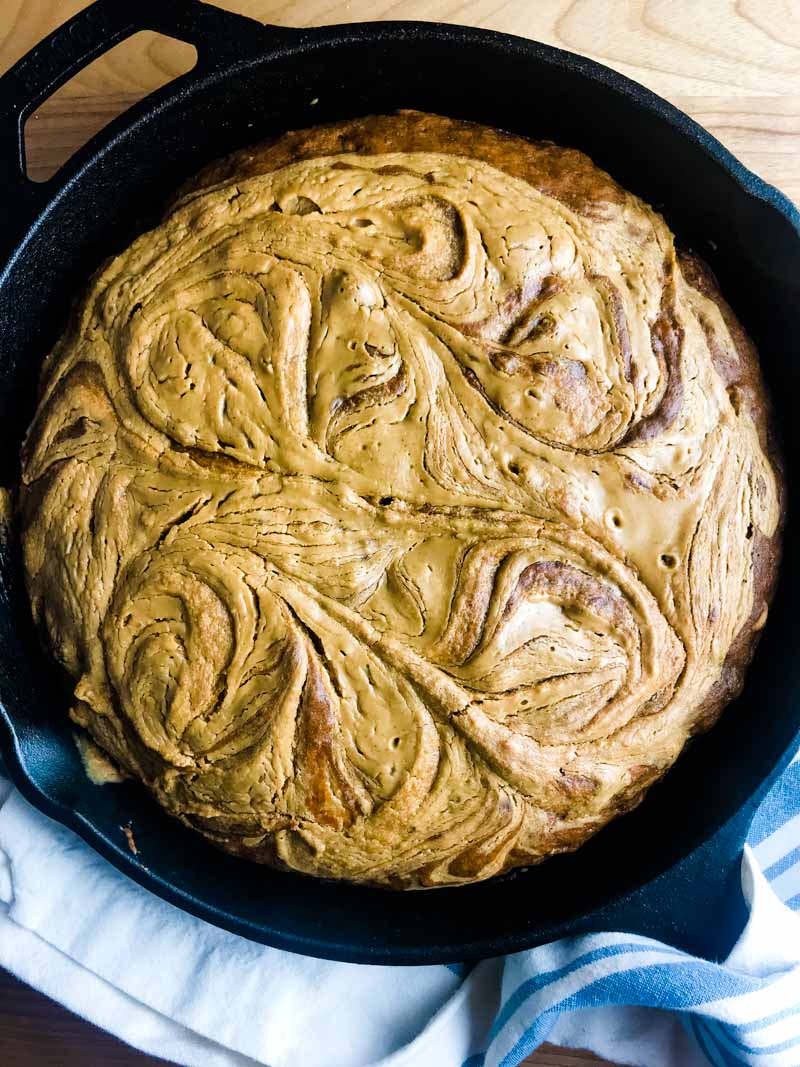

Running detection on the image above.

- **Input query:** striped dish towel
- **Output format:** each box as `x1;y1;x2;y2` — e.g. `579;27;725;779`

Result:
0;750;798;1067
470;753;800;1067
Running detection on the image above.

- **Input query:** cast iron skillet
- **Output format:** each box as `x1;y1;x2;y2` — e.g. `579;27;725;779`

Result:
0;0;799;966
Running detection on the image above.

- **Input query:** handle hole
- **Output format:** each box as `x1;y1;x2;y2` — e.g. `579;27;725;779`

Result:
23;31;197;183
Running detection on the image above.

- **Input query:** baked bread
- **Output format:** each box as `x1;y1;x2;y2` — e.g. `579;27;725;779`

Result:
19;112;783;887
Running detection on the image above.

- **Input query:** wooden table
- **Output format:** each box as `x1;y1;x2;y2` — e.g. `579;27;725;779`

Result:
1;2;798;1065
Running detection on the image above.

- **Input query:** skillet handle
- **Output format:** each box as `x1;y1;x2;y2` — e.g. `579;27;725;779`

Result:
0;0;293;225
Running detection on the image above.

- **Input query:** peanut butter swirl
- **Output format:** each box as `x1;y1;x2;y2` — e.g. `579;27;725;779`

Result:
19;113;782;886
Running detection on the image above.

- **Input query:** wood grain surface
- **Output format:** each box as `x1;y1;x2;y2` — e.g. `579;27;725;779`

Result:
1;2;798;1066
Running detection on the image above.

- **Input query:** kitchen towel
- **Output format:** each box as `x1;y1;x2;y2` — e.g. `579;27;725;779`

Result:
1;751;799;1067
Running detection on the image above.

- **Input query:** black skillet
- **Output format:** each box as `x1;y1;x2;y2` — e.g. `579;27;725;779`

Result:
0;0;799;965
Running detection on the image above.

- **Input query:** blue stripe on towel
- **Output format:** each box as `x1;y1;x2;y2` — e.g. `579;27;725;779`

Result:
457;761;800;1067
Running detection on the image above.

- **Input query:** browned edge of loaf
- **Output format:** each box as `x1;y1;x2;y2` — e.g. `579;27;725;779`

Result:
678;252;785;735
174;109;626;216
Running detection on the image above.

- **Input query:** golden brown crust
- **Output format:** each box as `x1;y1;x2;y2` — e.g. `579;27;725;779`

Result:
19;111;783;887
0;487;11;538
677;252;783;737
177;110;626;217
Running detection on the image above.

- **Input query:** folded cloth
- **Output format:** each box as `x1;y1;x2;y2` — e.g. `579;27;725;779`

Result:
1;752;799;1067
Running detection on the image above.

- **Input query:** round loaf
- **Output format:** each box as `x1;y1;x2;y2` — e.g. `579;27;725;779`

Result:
19;112;783;887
